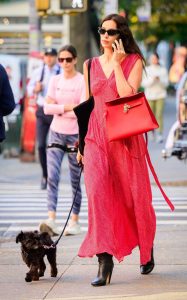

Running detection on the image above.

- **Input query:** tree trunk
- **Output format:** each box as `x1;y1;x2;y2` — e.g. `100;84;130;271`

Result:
69;11;91;72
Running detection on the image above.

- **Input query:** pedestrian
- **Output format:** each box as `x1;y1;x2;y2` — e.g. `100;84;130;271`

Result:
0;64;15;142
165;70;187;152
27;48;61;189
39;45;85;236
77;13;156;286
141;52;169;143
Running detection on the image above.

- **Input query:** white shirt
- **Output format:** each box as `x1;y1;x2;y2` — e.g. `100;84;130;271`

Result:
27;64;61;106
142;64;169;101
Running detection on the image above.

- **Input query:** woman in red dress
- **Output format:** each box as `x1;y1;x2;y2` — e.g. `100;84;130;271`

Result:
77;14;156;286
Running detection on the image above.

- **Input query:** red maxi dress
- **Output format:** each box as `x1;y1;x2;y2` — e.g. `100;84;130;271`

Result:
78;54;156;265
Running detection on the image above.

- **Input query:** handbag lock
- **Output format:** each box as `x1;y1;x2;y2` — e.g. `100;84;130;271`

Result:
123;100;142;113
123;104;131;113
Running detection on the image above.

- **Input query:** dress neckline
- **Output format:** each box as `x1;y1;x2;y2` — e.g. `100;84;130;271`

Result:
97;55;129;80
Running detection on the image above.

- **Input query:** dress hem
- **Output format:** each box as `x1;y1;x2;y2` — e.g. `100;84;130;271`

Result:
78;243;139;263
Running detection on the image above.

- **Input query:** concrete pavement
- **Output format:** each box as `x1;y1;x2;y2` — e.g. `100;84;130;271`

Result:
0;214;187;300
0;153;187;300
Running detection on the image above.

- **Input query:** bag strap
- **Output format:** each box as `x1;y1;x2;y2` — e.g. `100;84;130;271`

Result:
125;134;174;211
87;58;92;96
144;134;174;211
39;64;45;82
56;65;61;75
145;148;174;211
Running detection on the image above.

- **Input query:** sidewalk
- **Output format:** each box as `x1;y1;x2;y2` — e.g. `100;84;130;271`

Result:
0;211;187;300
0;154;187;299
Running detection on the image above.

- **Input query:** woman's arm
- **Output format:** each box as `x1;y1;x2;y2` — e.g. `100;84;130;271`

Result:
44;96;64;115
83;61;89;99
44;104;76;116
44;75;76;115
76;62;88;165
112;39;143;97
114;59;143;97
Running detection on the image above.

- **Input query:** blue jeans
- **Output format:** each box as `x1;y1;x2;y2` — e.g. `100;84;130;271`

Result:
47;130;82;215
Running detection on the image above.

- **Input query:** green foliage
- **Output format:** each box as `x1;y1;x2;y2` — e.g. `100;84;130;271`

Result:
119;0;187;46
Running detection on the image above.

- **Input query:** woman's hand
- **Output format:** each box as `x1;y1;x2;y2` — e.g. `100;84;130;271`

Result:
112;39;126;66
34;82;43;93
77;149;84;166
46;97;56;104
64;104;76;112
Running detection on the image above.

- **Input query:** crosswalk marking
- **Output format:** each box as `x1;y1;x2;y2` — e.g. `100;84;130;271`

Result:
0;184;187;237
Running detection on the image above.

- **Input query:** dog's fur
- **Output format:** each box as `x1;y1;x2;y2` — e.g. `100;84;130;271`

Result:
16;230;58;282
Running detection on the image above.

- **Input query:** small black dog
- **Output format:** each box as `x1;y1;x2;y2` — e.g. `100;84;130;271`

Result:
16;230;58;282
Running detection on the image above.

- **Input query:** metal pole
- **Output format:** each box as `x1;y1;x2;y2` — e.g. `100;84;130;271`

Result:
29;0;41;53
62;14;70;45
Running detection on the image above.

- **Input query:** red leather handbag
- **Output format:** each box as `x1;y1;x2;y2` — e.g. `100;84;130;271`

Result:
105;91;175;212
105;92;159;142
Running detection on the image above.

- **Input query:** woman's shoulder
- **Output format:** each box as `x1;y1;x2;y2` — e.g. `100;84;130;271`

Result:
76;71;84;80
84;56;98;66
51;73;62;81
49;73;64;88
127;53;142;63
122;53;142;69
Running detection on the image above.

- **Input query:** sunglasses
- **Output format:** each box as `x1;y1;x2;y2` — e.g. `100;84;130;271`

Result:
58;57;74;63
98;27;120;36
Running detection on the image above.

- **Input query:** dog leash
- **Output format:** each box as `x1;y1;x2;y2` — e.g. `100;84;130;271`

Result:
43;143;83;249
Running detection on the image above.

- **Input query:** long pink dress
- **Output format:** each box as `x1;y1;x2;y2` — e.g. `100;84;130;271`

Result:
78;54;156;265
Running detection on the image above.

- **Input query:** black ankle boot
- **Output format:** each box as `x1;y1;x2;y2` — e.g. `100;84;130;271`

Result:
91;253;114;287
140;248;154;275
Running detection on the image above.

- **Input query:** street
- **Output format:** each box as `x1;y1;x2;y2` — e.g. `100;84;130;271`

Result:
0;96;187;300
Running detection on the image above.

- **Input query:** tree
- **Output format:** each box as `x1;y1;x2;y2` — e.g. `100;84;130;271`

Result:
119;0;187;47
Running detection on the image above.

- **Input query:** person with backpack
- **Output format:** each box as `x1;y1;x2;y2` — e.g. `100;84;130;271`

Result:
27;48;61;189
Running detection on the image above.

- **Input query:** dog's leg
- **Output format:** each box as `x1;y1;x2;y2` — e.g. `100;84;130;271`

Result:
39;259;46;277
47;249;58;277
25;271;32;282
29;264;39;281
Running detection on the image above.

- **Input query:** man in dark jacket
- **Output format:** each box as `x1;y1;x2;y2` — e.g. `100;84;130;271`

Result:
0;64;15;142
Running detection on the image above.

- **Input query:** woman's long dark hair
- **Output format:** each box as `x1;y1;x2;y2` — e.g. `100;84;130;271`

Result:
101;14;145;65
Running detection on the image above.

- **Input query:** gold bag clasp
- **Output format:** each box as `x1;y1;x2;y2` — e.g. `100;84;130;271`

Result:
123;104;131;113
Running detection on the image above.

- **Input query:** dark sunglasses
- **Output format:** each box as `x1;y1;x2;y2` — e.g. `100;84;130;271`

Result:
58;57;74;63
98;27;120;36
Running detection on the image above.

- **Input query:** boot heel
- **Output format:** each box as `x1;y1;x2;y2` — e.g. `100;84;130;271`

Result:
106;267;113;285
91;253;114;287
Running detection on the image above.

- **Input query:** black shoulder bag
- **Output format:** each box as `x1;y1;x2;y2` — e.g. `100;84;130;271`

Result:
73;58;94;155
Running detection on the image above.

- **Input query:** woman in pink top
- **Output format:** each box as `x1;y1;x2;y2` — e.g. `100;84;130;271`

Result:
39;45;86;237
